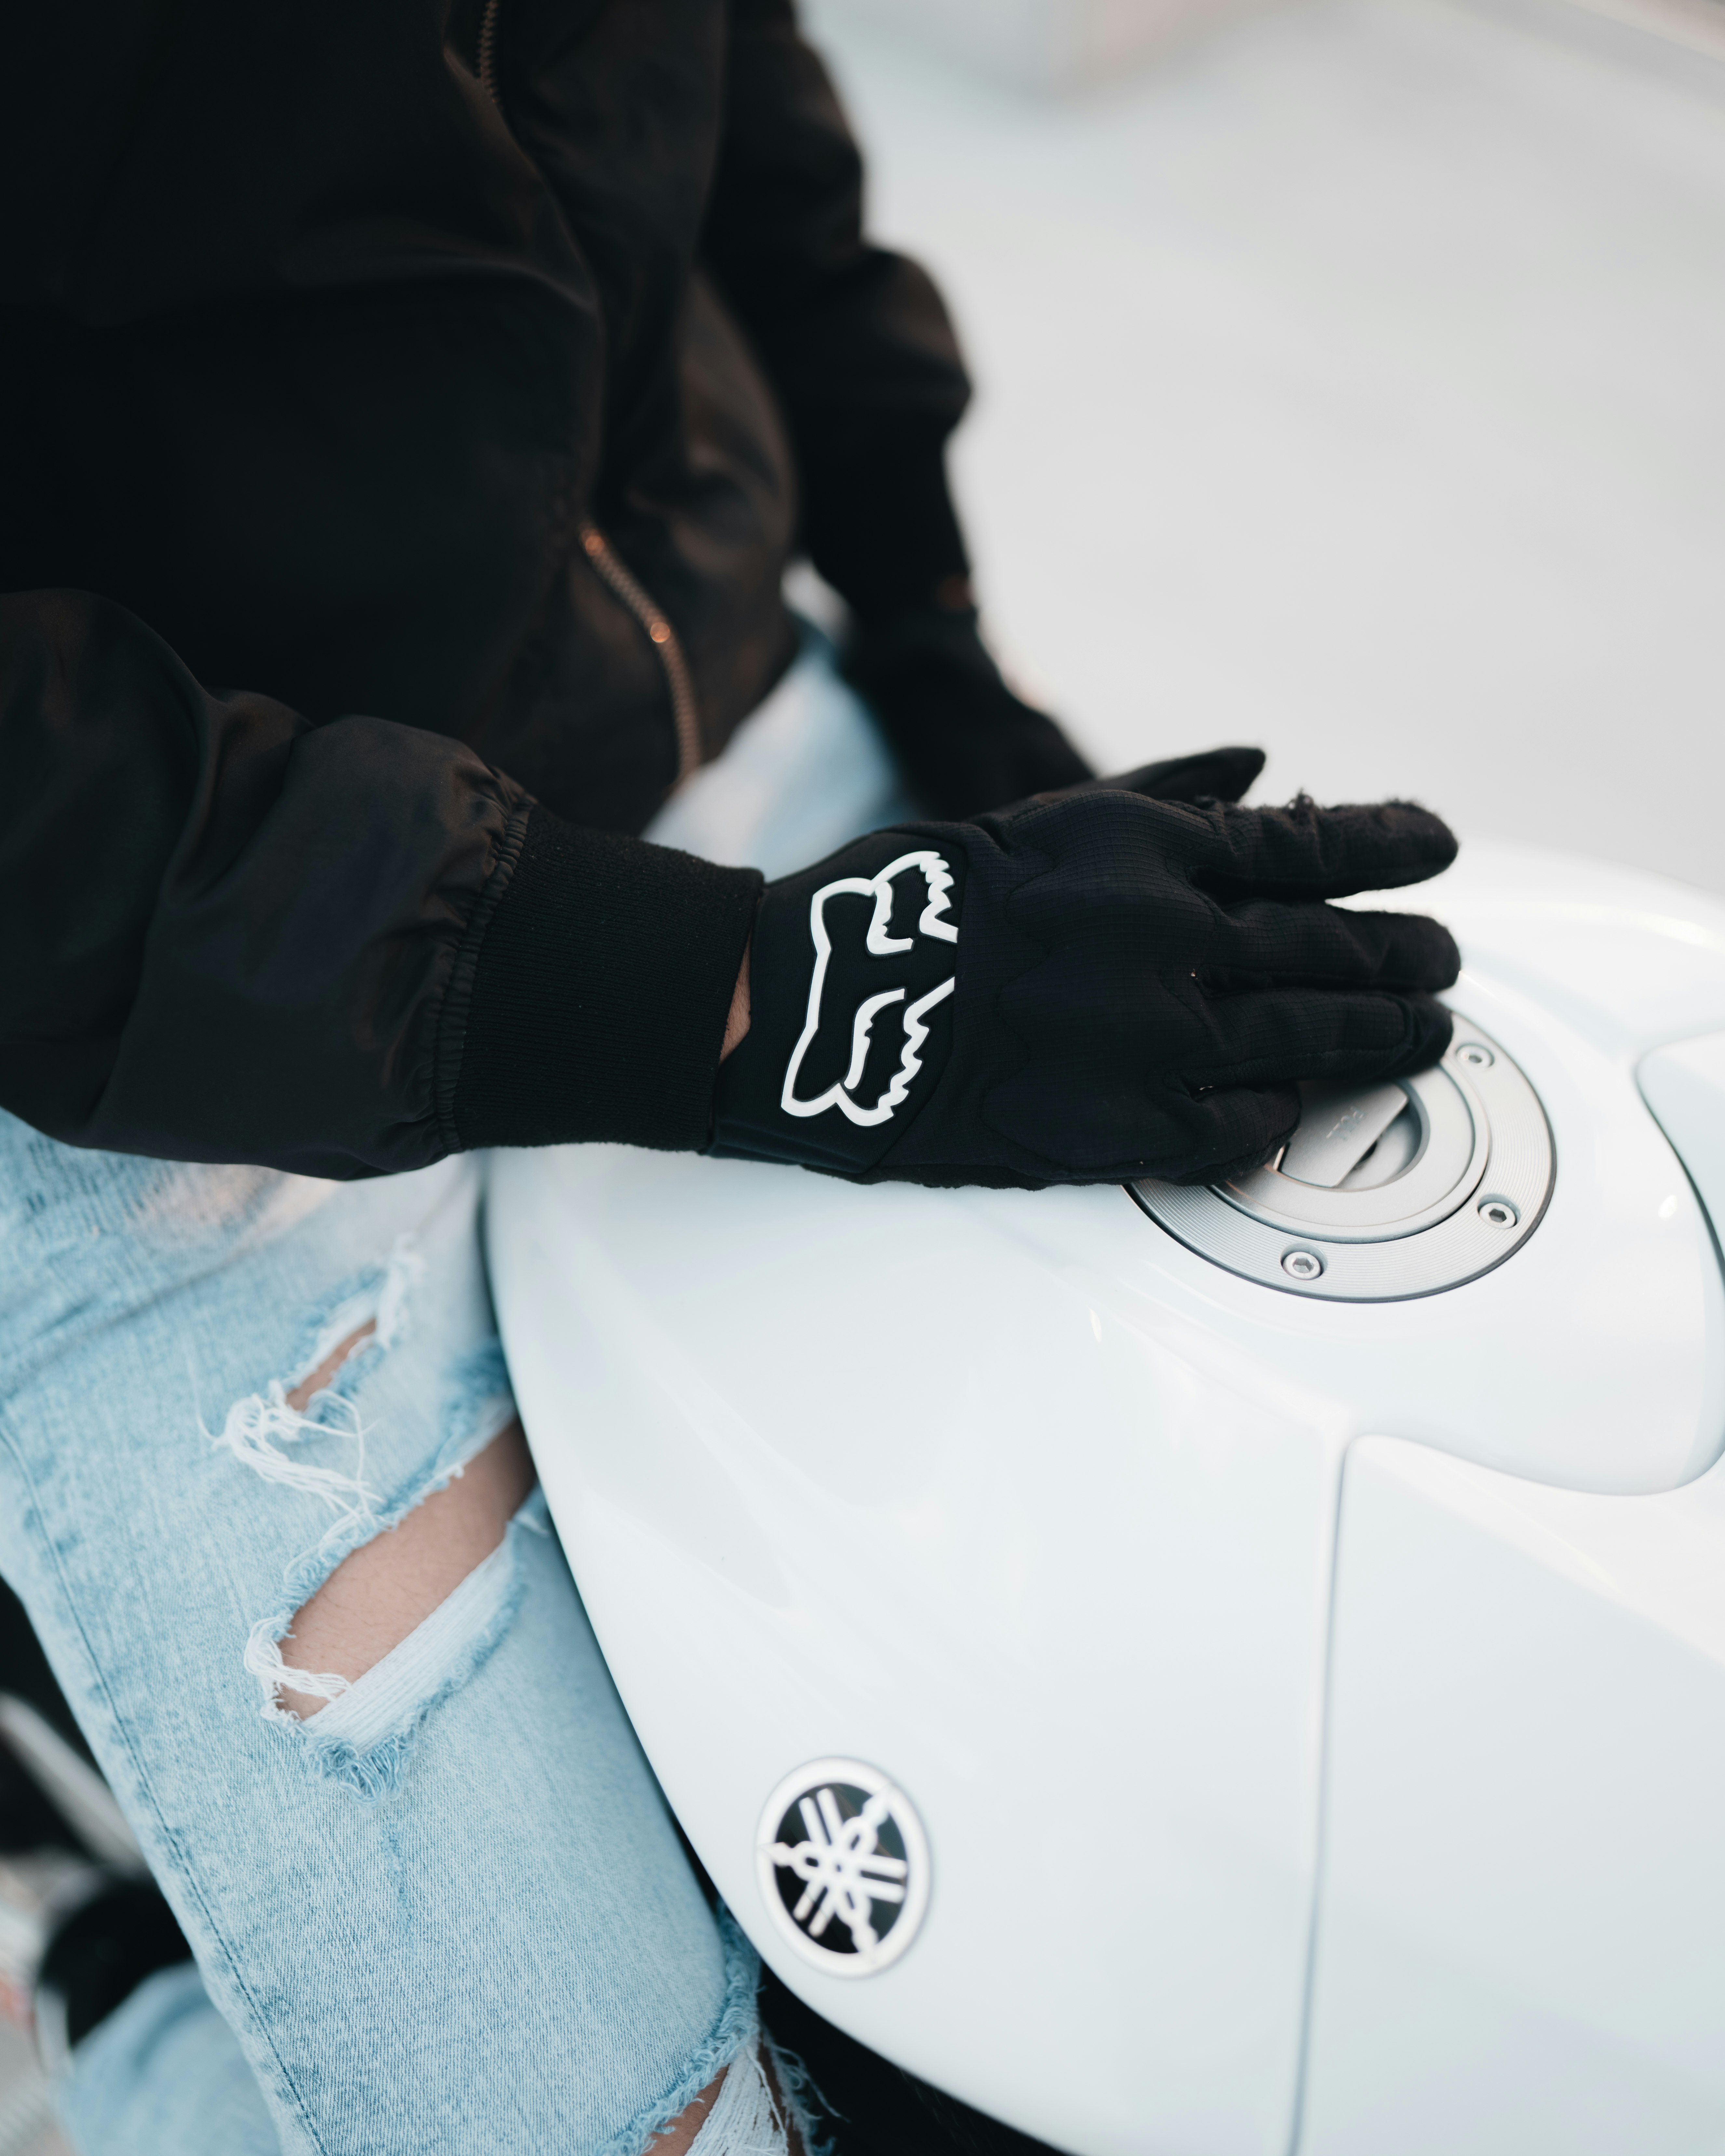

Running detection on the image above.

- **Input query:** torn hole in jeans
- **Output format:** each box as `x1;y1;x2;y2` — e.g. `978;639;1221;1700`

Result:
239;1403;529;1748
294;1492;544;1797
204;1233;526;1750
274;1412;536;1720
283;1233;424;1415
284;1320;377;1417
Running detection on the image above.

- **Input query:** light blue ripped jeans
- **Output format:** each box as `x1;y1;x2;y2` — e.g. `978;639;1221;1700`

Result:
0;626;910;2156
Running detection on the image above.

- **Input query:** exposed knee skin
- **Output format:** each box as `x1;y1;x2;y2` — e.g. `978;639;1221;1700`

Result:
278;1399;535;1721
284;1321;378;1417
649;2071;724;2156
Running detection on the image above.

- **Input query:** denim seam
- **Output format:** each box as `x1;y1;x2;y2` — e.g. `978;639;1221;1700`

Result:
0;1410;336;2156
593;1910;763;2156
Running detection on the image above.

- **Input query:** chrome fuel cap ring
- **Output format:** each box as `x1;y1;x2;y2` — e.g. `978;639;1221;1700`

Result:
1130;1019;1553;1301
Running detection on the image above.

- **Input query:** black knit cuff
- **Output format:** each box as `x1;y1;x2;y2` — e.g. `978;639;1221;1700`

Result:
797;419;970;625
450;808;763;1152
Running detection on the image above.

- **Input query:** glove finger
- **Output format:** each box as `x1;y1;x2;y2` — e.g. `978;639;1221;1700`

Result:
1211;901;1460;992
1101;747;1265;806
1185;796;1458;900
1184;988;1453;1089
1156;1083;1302;1186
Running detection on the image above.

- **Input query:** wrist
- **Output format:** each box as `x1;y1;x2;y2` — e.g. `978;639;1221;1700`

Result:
720;940;752;1062
797;423;970;623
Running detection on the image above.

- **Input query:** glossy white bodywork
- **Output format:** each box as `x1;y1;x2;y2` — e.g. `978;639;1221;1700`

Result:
1303;1434;1725;2154
487;843;1725;2155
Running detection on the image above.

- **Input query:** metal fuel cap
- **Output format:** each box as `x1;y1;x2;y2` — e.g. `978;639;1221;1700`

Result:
1130;1020;1553;1300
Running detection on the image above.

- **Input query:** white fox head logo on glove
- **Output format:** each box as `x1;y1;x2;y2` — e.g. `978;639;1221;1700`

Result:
781;851;959;1127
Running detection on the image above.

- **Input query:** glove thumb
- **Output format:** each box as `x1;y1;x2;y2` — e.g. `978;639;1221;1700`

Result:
992;745;1265;817
1105;746;1265;805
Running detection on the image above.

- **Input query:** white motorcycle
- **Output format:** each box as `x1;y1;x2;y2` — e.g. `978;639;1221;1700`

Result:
488;836;1725;2156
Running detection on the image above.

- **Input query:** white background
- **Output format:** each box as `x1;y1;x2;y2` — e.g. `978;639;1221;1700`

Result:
807;0;1725;892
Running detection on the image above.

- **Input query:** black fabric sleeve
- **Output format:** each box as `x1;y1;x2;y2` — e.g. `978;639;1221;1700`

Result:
0;591;760;1177
452;809;762;1152
701;0;974;620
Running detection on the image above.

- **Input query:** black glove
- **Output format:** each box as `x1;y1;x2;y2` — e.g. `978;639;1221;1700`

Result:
711;776;1460;1189
1045;742;1264;812
845;606;1095;817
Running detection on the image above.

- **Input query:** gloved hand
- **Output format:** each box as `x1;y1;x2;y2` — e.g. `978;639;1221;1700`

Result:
711;774;1460;1189
844;606;1095;816
1046;742;1264;811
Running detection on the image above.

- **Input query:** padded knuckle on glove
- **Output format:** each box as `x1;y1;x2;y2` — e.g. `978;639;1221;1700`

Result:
709;784;1459;1189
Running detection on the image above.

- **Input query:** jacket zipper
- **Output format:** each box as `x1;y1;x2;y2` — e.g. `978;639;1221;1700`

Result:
477;0;502;101
474;0;703;789
579;524;703;787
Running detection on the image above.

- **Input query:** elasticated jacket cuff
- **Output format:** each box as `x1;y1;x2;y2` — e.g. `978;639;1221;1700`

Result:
798;419;970;625
450;808;763;1152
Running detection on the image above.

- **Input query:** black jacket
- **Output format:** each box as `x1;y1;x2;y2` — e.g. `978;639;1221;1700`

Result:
1;0;972;1176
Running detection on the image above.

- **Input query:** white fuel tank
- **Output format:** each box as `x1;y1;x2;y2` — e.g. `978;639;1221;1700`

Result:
487;843;1725;2156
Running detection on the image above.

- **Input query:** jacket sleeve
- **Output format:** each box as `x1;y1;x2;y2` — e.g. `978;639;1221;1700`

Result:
701;0;975;623
1;591;761;1177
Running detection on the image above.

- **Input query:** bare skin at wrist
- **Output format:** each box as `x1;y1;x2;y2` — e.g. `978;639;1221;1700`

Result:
720;939;751;1061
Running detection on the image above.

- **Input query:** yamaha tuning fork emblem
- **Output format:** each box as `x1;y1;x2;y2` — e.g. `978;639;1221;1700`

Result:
756;1760;930;1976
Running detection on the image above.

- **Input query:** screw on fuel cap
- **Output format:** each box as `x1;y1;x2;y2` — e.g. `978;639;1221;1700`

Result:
1129;1018;1553;1302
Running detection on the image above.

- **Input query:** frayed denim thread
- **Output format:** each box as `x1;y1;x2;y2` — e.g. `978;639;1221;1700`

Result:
207;1230;521;1737
237;1404;523;1733
209;1236;435;1710
762;2034;840;2156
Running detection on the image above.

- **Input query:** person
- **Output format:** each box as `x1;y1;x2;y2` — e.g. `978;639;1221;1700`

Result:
0;1;1462;2150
